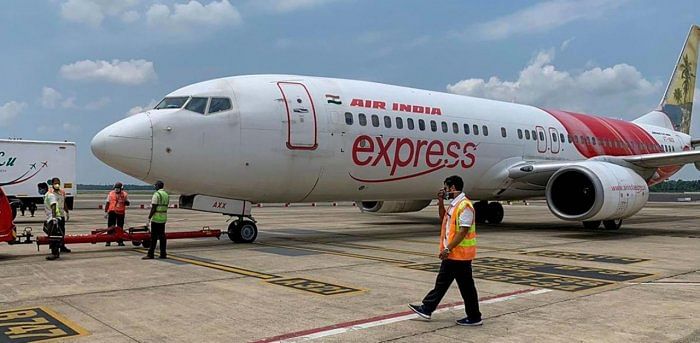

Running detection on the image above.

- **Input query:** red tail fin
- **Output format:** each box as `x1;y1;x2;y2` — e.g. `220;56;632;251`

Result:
0;187;16;243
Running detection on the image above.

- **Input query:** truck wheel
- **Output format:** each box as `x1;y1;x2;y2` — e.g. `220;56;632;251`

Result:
229;221;258;243
132;241;142;247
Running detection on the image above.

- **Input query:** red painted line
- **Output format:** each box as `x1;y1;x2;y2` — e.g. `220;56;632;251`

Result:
251;288;536;343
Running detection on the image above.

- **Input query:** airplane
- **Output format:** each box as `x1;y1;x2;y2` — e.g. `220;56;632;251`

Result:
91;25;700;243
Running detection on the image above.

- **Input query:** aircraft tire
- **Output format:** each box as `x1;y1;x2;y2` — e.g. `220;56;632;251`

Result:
11;206;17;220
602;219;623;230
474;201;487;224
582;221;601;230
486;202;504;224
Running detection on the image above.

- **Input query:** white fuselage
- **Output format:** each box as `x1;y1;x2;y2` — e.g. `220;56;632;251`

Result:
91;75;690;203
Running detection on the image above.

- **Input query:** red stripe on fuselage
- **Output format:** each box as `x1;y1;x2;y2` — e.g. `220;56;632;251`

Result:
543;109;680;185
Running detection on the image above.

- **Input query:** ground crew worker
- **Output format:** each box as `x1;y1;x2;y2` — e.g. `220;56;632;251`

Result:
104;182;130;246
409;175;482;326
143;180;168;259
44;178;70;260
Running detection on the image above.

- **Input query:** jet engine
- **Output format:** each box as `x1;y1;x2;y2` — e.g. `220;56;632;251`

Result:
359;200;432;213
545;161;648;222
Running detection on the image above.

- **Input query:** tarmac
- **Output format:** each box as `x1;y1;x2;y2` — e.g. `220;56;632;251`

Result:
2;195;699;343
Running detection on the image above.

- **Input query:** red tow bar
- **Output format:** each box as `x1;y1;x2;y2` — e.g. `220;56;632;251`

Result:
36;226;222;246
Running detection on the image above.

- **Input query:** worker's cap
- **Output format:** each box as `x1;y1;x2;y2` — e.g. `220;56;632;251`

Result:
114;182;123;189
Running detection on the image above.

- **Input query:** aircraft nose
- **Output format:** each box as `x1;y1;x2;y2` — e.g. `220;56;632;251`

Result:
91;113;153;179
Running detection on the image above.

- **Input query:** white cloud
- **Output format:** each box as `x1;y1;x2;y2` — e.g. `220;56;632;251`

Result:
0;101;27;126
84;97;111;110
255;0;340;13
41;87;63;109
60;59;156;85
121;10;140;23
59;0;140;27
125;99;158;116
62;123;81;133
447;50;661;118
466;0;626;41
146;0;241;33
560;37;575;51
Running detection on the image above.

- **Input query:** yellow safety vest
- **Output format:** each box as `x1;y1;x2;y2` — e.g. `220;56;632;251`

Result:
152;190;169;224
440;197;477;261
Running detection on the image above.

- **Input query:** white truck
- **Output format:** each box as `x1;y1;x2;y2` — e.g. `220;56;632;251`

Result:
0;139;76;219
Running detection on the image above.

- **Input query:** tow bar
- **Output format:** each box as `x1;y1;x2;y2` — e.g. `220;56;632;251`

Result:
35;226;222;249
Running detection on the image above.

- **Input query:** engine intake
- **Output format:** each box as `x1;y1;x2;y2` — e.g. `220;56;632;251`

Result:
546;161;648;222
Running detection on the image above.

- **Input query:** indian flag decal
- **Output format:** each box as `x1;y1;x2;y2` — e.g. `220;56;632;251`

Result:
326;94;342;105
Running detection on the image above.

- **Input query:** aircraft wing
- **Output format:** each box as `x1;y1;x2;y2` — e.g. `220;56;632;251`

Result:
508;150;700;186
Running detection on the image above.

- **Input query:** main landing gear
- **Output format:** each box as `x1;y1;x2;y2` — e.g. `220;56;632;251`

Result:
473;201;504;224
227;216;258;243
582;219;623;230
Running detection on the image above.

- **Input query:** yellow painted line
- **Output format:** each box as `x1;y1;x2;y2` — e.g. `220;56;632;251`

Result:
258;243;413;264
0;306;90;343
321;241;435;257
133;249;278;280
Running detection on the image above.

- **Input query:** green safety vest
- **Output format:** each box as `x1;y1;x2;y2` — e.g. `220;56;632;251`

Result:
152;189;169;224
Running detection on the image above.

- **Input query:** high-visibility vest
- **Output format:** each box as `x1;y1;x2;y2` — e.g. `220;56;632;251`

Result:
107;190;128;215
440;197;477;261
152;189;169;224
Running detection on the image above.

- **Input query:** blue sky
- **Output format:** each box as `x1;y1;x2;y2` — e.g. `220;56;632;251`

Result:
0;0;698;184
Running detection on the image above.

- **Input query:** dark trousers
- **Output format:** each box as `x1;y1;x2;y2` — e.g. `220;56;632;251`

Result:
45;217;66;257
148;222;167;258
107;212;125;228
422;259;482;320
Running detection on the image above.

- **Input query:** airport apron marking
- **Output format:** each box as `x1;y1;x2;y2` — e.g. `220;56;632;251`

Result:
134;249;361;296
521;250;649;264
258;243;413;264
266;278;363;296
401;263;613;292
0;307;89;343
476;257;653;282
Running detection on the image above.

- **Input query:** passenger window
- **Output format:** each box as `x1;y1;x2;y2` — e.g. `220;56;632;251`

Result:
483;126;488;136
384;116;392;128
371;115;379;127
464;123;470;135
396;117;404;129
430;120;437;132
501;127;507;138
517;129;523;139
208;97;232;114
419;119;426;131
531;130;537;140
539;132;545;141
567;135;572;143
591;137;596;145
185;97;208;114
407;118;415;130
452;122;459;134
560;133;565;143
524;130;530;140
358;113;367;126
441;121;448;133
344;112;353;125
552;132;557;142
473;125;479;136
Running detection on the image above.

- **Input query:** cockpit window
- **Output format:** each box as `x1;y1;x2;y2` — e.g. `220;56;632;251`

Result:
209;97;232;114
185;97;208;114
155;97;189;109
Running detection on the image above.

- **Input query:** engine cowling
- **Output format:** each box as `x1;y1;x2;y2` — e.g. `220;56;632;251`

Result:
359;200;432;213
545;161;649;222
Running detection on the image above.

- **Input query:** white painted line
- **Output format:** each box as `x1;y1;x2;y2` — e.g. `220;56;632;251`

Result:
266;288;551;343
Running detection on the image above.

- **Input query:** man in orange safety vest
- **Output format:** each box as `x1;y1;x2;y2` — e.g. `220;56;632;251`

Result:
104;182;130;246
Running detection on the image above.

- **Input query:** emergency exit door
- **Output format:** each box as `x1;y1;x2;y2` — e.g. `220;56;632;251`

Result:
278;82;318;150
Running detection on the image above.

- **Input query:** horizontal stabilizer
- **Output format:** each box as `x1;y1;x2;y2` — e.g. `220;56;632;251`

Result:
621;150;700;168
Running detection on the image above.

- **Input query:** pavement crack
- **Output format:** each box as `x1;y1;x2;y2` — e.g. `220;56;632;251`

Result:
59;297;143;343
